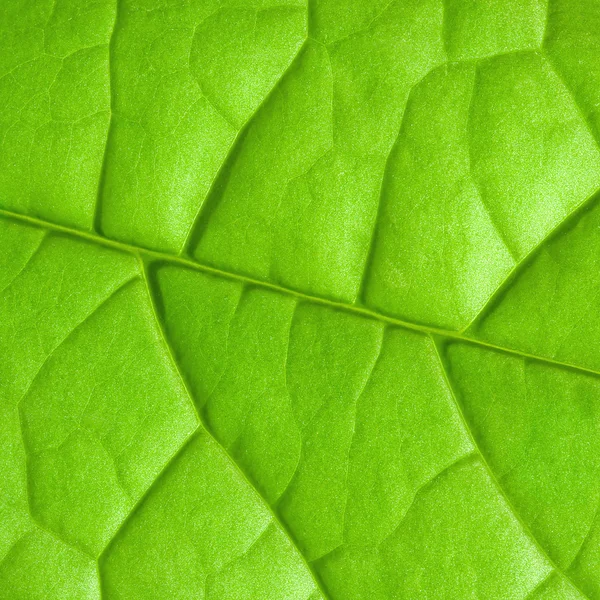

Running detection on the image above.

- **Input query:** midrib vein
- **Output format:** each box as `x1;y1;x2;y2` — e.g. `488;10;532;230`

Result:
3;207;600;384
137;255;330;600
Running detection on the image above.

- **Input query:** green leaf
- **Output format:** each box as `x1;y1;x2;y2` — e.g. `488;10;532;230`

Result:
2;0;600;598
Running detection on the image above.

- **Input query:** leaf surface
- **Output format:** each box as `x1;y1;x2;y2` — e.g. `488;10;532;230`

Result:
2;0;600;598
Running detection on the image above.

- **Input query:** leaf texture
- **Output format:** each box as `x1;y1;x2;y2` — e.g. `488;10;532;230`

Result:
2;0;600;598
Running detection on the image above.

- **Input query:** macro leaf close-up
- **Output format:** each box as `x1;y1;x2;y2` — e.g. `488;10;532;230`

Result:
2;0;600;598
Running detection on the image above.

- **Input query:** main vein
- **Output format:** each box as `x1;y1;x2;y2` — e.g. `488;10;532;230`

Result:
3;207;600;384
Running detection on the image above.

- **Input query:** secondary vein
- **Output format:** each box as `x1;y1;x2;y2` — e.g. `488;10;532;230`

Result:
136;253;330;600
430;336;590;600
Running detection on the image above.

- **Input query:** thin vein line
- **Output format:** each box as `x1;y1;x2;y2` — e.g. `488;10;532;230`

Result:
16;277;138;414
98;428;199;564
92;0;119;235
336;326;384;556
273;298;301;505
463;46;600;332
462;184;600;333
96;557;104;600
357;57;450;303
466;62;518;262
356;72;415;303
3;207;600;384
525;571;555;600
378;452;478;551
17;277;138;561
180;35;310;256
541;48;600;152
0;229;47;295
136;254;330;600
430;335;589;600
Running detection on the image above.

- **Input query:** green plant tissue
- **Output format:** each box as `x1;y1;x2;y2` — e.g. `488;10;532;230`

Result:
1;0;600;598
